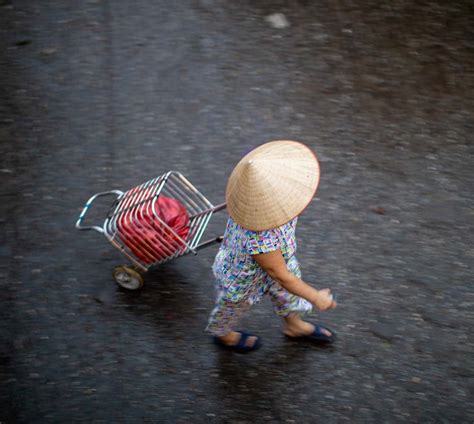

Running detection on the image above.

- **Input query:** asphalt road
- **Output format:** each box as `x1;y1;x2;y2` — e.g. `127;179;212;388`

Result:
1;1;473;422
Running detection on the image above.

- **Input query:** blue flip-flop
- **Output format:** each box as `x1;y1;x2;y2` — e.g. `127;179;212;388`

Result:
213;331;262;353
287;323;336;344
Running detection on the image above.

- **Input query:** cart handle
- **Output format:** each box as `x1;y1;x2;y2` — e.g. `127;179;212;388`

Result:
76;190;124;233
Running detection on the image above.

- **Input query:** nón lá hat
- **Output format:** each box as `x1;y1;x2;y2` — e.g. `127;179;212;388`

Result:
225;140;320;231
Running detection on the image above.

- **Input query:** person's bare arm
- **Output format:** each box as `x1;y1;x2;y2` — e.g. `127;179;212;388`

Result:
253;250;336;311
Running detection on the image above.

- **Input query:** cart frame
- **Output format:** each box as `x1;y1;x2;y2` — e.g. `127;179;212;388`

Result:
76;171;226;289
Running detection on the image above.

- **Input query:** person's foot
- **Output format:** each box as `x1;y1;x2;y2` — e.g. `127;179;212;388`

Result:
217;331;260;348
283;315;333;338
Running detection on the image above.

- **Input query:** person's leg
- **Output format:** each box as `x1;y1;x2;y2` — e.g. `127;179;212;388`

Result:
267;258;333;338
272;290;333;338
268;282;329;336
206;291;259;348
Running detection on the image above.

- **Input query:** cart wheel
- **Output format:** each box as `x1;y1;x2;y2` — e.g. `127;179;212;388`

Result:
112;265;144;290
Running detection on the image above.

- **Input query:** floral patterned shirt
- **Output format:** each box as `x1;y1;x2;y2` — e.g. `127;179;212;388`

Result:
212;216;300;302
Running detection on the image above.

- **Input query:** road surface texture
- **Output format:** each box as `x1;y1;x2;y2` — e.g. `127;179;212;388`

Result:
1;0;473;422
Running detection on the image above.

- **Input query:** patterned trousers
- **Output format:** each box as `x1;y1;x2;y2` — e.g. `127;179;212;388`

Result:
206;278;313;337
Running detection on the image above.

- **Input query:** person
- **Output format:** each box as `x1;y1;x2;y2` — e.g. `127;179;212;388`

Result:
206;140;337;353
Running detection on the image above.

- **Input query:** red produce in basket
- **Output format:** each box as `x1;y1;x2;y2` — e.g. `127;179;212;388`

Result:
117;193;190;264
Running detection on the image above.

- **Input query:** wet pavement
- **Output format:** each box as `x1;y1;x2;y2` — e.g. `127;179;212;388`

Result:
1;0;473;422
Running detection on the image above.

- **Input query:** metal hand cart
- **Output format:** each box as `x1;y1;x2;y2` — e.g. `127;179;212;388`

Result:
76;171;226;290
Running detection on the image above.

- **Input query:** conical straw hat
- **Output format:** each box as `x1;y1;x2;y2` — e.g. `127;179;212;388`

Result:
226;140;320;231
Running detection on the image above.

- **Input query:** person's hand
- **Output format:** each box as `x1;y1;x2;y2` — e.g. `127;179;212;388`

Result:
312;289;337;311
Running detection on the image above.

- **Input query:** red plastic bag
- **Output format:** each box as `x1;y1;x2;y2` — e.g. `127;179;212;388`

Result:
117;192;190;264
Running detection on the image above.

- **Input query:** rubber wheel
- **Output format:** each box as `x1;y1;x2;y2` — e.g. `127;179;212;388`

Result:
112;265;144;290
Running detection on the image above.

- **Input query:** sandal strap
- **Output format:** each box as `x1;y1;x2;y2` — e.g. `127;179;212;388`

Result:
313;324;335;340
236;331;259;349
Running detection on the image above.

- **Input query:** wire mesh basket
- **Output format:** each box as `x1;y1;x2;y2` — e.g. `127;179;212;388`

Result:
76;171;225;289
